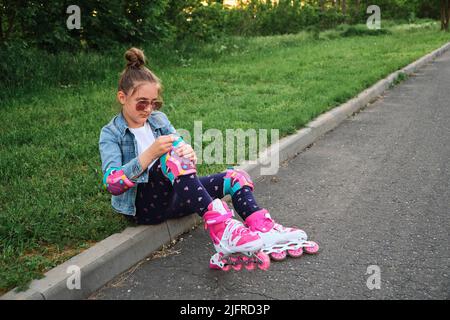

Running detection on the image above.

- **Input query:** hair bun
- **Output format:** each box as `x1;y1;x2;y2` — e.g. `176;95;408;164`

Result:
125;47;146;68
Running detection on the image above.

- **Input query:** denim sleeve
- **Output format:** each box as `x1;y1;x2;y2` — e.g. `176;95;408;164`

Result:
167;121;177;135
99;127;144;186
159;111;177;135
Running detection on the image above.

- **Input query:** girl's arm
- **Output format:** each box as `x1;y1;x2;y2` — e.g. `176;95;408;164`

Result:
99;127;144;195
138;135;175;170
159;112;197;163
99;126;176;195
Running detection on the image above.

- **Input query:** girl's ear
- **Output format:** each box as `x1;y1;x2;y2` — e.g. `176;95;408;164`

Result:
117;91;127;105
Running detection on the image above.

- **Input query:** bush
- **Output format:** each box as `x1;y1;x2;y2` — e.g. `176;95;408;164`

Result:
223;6;258;36
0;0;442;53
257;0;303;35
0;0;174;52
340;25;392;37
178;2;226;43
317;9;348;30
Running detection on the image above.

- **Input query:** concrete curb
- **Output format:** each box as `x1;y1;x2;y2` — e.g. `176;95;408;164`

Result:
2;41;449;300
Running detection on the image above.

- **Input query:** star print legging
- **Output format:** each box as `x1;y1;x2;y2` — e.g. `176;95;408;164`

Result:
129;159;262;225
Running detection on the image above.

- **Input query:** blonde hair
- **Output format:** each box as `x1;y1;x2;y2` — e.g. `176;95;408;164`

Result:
118;47;163;109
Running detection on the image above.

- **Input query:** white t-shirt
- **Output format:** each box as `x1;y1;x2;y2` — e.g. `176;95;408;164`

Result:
129;122;157;170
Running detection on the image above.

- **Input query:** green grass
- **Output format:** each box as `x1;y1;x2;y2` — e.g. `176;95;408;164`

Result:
1;21;449;293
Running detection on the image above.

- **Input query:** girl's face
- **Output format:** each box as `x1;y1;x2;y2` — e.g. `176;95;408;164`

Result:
118;82;160;128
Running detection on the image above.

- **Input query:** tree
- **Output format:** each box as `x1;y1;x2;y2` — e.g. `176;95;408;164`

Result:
441;0;450;31
319;0;325;12
0;0;173;50
0;0;25;43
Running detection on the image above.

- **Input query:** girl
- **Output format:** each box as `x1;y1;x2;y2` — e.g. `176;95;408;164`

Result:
99;48;318;271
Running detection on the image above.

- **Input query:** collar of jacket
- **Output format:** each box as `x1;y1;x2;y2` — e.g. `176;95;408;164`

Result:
116;110;166;137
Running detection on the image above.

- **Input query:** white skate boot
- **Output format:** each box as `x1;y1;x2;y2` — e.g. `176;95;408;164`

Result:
245;209;319;261
203;199;270;271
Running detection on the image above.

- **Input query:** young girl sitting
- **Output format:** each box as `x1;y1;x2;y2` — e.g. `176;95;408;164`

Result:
99;48;318;271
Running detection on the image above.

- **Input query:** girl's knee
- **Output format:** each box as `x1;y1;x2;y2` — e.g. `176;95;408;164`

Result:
223;168;254;197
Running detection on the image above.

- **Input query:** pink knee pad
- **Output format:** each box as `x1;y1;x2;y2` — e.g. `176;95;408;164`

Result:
223;167;254;197
103;167;135;195
160;136;197;184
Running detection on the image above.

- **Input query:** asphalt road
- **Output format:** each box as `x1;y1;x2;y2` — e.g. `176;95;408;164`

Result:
90;50;450;300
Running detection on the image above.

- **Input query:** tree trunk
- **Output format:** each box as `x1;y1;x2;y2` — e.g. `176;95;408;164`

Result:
442;0;449;31
5;10;16;40
342;0;346;15
0;13;3;43
319;0;325;12
447;0;450;31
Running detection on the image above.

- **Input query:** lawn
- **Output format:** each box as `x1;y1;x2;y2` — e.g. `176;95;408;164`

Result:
1;21;449;293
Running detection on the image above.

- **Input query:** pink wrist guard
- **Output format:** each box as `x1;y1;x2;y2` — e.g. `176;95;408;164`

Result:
160;136;197;184
103;168;135;195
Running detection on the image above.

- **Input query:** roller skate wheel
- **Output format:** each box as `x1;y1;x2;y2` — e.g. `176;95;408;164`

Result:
304;242;319;254
256;252;271;271
219;256;232;271
232;264;242;271
230;257;242;271
270;250;287;261
242;256;255;270
209;262;222;270
287;247;304;258
222;264;231;271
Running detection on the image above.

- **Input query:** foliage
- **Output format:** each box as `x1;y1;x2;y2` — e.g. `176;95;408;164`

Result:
0;0;444;51
0;0;173;51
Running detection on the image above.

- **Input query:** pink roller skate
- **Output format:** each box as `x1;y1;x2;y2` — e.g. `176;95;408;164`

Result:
245;209;319;261
204;199;270;271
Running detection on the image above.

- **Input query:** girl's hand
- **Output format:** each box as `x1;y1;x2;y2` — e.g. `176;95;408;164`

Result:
149;135;176;158
175;143;197;164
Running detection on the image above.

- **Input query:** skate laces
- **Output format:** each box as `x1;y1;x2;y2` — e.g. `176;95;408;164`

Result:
227;219;251;236
225;219;254;243
273;223;285;231
273;222;299;233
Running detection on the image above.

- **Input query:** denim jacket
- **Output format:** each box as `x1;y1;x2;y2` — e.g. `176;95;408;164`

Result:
99;110;176;215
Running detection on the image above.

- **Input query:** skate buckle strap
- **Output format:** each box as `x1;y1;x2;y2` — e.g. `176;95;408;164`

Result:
245;208;274;233
204;211;233;230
